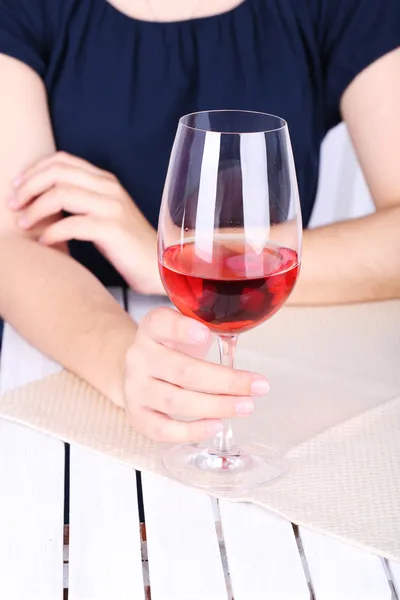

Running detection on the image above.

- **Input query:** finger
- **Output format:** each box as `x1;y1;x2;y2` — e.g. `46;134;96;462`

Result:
173;336;213;359
18;185;113;229
137;309;269;396
150;343;269;397
141;306;211;347
19;151;108;182
162;324;213;359
128;408;223;443
128;339;268;399
133;309;269;396
39;215;107;246
144;378;255;419
11;164;116;210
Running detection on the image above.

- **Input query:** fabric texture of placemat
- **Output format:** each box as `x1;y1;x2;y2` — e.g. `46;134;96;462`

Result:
1;301;400;561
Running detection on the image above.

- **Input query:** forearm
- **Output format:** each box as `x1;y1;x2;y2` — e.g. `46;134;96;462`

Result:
289;206;400;305
0;232;137;406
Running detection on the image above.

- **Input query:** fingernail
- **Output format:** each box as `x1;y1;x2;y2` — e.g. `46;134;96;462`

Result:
207;422;223;435
251;378;270;395
235;399;254;415
13;175;23;187
189;324;208;343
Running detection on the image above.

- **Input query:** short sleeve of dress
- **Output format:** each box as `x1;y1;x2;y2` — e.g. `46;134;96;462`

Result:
0;0;51;77
316;0;400;127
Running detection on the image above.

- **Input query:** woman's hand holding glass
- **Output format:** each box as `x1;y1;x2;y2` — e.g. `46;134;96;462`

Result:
123;306;269;442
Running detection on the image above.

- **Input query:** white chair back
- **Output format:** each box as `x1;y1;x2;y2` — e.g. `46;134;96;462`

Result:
309;123;374;228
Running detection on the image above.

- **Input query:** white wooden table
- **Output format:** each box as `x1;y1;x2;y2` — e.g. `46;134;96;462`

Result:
0;288;399;600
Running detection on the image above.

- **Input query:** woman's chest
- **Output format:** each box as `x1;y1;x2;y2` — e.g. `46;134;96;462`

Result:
47;5;321;153
44;2;324;226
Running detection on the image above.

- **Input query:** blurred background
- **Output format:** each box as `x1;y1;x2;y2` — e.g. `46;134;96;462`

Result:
311;122;373;228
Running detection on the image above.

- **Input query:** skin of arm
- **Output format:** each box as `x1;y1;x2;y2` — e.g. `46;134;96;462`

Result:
2;44;399;408
289;48;400;305
0;58;270;443
0;55;137;407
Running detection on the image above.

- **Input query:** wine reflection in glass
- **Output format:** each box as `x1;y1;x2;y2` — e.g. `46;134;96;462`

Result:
158;110;302;492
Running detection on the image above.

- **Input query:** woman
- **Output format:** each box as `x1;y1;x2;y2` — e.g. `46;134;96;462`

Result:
0;0;400;442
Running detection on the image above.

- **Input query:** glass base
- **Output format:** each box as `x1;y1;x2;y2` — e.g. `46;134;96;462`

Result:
162;442;286;493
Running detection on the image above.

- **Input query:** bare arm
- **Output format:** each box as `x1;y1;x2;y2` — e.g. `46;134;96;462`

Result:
290;49;400;305
0;55;136;406
0;55;272;443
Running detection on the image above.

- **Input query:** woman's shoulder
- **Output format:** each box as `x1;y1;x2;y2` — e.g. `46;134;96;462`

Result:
290;0;400;28
283;0;400;55
0;0;98;41
0;0;72;26
0;0;92;78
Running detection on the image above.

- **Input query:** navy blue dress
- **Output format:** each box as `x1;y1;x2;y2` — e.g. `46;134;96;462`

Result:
1;0;400;286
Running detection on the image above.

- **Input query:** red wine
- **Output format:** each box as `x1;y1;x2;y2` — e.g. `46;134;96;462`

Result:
159;238;299;334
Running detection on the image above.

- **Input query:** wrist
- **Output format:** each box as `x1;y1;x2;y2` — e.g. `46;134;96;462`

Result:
141;276;167;297
116;230;165;296
96;315;138;409
126;256;166;296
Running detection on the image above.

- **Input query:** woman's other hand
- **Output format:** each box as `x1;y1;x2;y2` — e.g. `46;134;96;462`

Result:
9;151;164;295
123;307;270;442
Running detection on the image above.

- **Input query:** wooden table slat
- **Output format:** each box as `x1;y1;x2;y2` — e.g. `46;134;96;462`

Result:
0;326;64;600
67;286;146;600
219;501;311;600
141;473;228;600
299;527;393;600
388;560;400;597
68;448;145;600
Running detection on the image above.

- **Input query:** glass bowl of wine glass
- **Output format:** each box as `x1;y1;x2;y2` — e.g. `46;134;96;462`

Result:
157;110;302;492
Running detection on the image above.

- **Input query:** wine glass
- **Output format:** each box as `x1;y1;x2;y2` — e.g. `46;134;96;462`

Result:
157;110;302;492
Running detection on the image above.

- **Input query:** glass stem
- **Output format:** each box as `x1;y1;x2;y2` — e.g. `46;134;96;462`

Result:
213;334;239;455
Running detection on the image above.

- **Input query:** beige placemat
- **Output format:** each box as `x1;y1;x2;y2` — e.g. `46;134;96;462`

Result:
1;301;400;561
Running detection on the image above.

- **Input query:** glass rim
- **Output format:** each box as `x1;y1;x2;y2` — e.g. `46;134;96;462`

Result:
179;109;287;135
